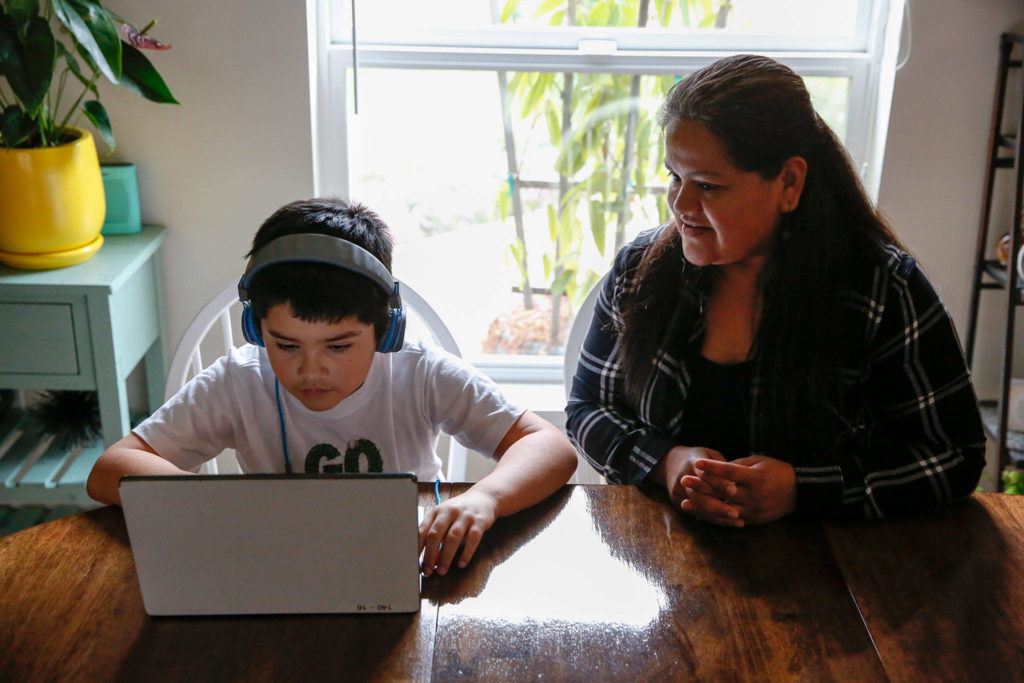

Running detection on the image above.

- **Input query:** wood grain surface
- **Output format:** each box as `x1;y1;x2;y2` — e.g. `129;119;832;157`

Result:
825;492;1024;681
2;484;1022;681
432;484;885;681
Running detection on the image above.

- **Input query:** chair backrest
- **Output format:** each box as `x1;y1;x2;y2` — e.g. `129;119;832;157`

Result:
163;279;467;478
562;273;609;485
563;273;607;394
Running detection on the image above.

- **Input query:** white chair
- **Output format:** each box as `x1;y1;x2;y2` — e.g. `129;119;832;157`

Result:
163;279;468;478
563;273;608;485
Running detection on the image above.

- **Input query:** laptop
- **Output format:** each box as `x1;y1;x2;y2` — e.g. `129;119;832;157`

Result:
119;473;421;616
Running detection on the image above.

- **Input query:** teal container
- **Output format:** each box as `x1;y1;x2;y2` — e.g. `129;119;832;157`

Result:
100;163;142;235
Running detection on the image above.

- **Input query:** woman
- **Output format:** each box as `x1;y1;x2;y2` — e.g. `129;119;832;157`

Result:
565;54;986;526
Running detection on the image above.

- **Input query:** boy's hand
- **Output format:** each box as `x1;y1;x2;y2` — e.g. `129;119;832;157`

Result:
418;489;499;576
681;455;797;526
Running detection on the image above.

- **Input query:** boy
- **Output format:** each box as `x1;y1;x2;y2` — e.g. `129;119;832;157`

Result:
87;198;577;576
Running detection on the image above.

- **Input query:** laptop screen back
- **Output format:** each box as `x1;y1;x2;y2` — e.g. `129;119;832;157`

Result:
120;473;420;616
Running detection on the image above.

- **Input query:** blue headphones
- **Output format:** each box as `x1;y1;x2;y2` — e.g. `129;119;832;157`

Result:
237;233;406;353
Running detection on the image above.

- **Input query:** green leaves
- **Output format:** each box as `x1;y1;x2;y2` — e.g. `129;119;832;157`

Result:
0;14;55;117
546;205;559;243
52;0;121;83
55;41;96;93
549;267;575;298
19;17;56;113
493;1;736;323
589;200;607;257
0;0;175;148
82;99;113;148
544;106;561;145
1003;468;1024;495
119;41;178;103
532;0;565;19
505;238;528;281
500;0;518;24
520;72;554;118
0;105;35;146
6;0;40;29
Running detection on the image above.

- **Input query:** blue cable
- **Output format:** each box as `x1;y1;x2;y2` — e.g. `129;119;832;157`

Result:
274;379;292;474
434;477;441;504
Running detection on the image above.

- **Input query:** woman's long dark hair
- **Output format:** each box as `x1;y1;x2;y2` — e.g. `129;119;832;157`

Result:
619;54;902;451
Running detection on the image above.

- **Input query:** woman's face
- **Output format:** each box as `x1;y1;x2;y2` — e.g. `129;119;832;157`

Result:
664;118;803;276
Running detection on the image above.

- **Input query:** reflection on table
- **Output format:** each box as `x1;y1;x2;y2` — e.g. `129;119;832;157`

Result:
434;484;882;680
2;484;1022;680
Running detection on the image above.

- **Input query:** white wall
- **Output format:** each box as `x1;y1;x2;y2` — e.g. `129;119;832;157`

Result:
98;0;315;364
877;0;1024;396
877;0;1024;489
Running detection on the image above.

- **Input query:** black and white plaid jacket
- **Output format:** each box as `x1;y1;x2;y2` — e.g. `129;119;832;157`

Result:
566;227;986;520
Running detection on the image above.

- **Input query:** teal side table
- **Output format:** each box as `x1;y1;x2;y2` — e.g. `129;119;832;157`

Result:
0;226;166;505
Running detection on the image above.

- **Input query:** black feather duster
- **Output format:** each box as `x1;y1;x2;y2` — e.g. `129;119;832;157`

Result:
28;391;102;450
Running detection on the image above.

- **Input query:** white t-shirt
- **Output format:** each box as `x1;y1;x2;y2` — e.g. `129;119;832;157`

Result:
135;340;523;480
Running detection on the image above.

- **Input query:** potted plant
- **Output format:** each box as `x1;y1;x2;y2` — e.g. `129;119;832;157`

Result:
0;0;176;269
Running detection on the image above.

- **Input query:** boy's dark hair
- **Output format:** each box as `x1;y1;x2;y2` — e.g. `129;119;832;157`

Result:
244;198;395;342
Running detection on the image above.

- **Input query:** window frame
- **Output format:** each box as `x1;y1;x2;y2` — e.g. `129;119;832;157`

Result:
328;1;877;53
311;0;903;383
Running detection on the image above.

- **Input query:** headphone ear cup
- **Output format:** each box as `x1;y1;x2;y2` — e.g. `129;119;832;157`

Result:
391;306;406;351
377;305;406;353
241;304;264;347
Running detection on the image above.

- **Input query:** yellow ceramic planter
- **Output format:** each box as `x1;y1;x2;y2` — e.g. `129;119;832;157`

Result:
0;128;106;270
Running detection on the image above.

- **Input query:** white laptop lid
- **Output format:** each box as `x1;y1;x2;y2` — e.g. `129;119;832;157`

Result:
120;473;420;616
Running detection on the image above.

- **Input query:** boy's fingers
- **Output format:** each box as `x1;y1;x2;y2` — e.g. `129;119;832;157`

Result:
417;509;439;550
457;525;485;569
420;510;454;575
435;520;469;575
420;534;441;575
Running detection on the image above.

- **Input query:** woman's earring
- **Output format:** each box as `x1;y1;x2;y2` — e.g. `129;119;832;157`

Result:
780;213;794;240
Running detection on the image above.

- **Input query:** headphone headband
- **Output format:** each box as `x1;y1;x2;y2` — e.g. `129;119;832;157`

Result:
237;232;405;353
238;233;399;305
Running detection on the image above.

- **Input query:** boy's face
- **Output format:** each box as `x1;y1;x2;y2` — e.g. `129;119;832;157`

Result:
261;303;377;411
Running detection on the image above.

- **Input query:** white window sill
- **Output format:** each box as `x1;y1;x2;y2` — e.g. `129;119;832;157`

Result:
497;381;567;423
472;355;564;384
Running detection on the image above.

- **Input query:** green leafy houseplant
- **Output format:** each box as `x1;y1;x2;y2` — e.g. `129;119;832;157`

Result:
0;0;177;151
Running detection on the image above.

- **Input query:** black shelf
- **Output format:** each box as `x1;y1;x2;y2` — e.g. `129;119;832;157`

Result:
980;261;1024;303
934;32;1023;488
980;400;1024;467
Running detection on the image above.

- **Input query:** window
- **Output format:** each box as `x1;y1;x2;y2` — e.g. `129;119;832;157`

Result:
314;0;904;378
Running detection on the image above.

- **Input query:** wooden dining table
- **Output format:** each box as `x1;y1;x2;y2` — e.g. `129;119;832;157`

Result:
1;484;1023;681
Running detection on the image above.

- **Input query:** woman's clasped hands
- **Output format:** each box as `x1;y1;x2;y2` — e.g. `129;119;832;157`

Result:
660;446;798;527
